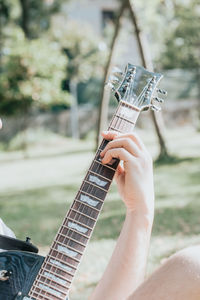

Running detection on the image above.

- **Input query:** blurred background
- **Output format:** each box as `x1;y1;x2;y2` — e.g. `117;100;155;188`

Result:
0;0;200;299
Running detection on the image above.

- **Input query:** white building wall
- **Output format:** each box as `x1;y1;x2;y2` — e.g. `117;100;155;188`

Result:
61;0;142;66
62;0;118;35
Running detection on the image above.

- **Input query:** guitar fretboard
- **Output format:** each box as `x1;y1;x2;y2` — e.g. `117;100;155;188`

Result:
28;101;140;300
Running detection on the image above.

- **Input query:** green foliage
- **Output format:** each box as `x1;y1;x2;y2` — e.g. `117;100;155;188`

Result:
0;27;70;115
0;0;65;38
51;19;107;106
159;0;200;69
52;19;107;81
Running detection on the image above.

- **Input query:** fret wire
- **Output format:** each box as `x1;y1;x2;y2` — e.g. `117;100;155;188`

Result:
34;279;67;297
47;253;77;271
30;290;50;300
41;267;72;284
90;159;116;178
83;180;108;193
111;102;125;130
70;207;97;222
45;261;74;278
51;245;80;263
32;270;70;299
38;274;70;290
94;159;116;171
54;239;83;256
71;203;99;226
78;190;104;203
115;113;136;125
61;223;90;239
88;170;112;183
67;216;93;231
108;126;124;133
75;198;100;213
57;231;86;247
59;225;88;247
30;282;65;300
98;141;109;152
31;291;50;300
49;250;79;267
39;271;71;287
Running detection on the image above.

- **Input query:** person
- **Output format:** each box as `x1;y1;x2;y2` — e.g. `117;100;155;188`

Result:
90;131;200;300
0;118;200;299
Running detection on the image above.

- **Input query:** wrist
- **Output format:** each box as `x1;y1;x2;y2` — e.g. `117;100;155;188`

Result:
125;209;154;231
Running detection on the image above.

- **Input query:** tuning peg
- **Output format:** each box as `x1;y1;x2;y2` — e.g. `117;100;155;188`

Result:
157;88;167;95
111;67;123;78
112;66;123;74
105;82;116;92
108;74;120;82
154;96;164;103
150;104;161;112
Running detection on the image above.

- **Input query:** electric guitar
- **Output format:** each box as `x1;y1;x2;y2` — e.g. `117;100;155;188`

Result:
0;64;165;300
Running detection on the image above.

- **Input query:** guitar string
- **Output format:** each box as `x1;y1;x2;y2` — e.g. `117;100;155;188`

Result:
30;97;136;299
30;103;126;300
30;83;139;300
51;79;138;283
31;114;135;300
31;75;153;300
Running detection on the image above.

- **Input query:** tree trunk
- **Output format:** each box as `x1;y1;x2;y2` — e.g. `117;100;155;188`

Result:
70;80;80;139
196;68;200;131
19;0;31;38
96;0;128;147
128;0;170;159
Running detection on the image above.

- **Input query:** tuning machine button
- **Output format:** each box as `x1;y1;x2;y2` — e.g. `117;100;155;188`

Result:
111;67;123;77
105;82;116;92
154;96;164;103
157;88;167;95
150;104;161;112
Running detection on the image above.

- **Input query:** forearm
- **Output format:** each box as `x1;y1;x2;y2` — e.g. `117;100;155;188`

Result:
90;209;153;300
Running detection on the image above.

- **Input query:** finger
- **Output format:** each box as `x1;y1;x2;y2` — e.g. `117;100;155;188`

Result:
101;130;119;140
101;130;146;151
100;137;140;158
114;132;146;151
101;147;135;165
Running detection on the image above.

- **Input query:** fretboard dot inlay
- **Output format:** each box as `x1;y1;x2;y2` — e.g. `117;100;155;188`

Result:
44;271;67;286
57;245;78;258
89;175;107;187
50;259;73;273
39;283;62;298
80;194;99;207
68;221;88;234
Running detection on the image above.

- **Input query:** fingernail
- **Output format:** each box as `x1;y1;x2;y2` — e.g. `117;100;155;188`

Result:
102;130;109;135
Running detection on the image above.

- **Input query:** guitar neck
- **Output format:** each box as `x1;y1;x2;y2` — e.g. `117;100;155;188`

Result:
28;101;140;300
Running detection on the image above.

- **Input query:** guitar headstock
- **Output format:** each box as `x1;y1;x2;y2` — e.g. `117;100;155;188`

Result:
107;63;166;111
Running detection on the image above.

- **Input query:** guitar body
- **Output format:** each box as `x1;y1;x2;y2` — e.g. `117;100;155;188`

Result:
0;251;44;300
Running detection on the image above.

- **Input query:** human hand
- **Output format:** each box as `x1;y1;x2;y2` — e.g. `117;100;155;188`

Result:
100;131;154;220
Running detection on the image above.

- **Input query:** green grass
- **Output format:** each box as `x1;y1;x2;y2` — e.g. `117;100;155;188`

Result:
0;125;200;299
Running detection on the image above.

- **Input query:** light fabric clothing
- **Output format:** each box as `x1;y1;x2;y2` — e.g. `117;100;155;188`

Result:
0;218;15;238
0;218;15;252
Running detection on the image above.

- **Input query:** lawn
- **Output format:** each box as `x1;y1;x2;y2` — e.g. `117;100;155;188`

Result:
0;125;200;299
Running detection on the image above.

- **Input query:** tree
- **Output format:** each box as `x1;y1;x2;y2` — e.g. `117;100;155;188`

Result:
96;0;128;145
158;0;200;127
0;27;69;115
18;0;64;39
96;0;170;160
51;19;107;138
